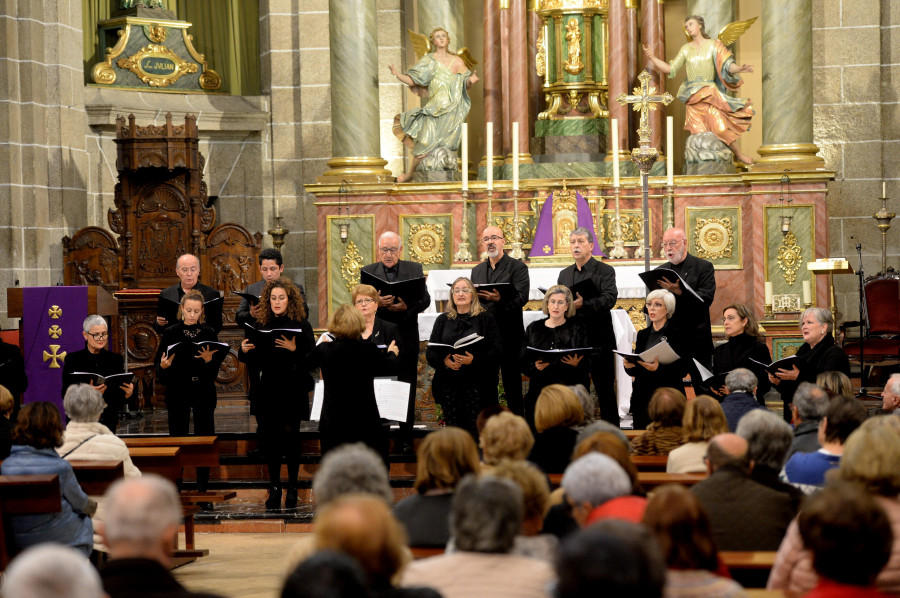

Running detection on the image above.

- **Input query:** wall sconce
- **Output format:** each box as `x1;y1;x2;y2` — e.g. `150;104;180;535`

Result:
338;180;351;244
778;173;792;235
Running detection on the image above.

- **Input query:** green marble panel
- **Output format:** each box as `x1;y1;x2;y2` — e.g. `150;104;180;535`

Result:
400;215;453;272
684;206;743;270
764;204;815;296
477;158;664;181
547;18;557;85
772;337;805;361
535;119;605;137
326;215;374;319
592;15;604;82
562;14;586;84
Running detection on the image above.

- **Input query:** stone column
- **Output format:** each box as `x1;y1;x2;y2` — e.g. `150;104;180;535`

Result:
755;0;823;169
685;0;734;40
418;0;465;50
500;5;512;156
625;0;640;148
508;0;532;162
641;0;665;151
606;0;630;162
319;0;391;182
483;0;504;169
527;1;543;142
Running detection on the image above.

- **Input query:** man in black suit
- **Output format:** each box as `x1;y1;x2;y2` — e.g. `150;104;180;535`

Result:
654;227;716;394
471;225;530;415
361;232;431;449
557;227;619;426
235;248;308;327
155;254;222;334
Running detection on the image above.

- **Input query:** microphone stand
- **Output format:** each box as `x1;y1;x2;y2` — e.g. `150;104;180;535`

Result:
855;241;869;397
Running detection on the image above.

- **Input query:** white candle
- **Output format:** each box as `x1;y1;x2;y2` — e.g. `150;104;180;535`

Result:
461;123;468;191
802;280;812;305
512;122;519;191
666;116;674;187
764;282;773;306
884;181;887;198
274;197;280;219
486;122;493;190
611;118;619;188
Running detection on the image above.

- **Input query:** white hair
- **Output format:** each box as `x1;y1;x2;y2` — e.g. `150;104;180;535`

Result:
104;475;183;551
2;544;103;598
81;314;106;333
378;231;401;246
63;384;106;423
561;452;632;507
887;374;900;396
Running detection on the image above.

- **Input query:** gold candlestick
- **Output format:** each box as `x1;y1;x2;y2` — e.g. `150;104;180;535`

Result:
454;191;473;262
874;193;895;275
510;189;525;260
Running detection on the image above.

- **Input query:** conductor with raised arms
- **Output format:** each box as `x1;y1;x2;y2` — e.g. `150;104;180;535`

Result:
155;254;222;334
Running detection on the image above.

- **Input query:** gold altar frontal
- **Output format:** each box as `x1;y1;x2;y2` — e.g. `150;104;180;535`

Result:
307;170;834;356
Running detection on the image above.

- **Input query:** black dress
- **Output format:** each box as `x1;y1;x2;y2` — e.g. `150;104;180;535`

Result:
775;334;850;417
308;338;398;462
426;311;501;438
61;346;129;432
154;323;220;437
363;317;401;350
520;317;591;429
628;321;687;430
712;333;772;405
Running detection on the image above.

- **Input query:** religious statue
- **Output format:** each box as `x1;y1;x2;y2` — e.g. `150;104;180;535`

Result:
389;28;479;183
564;19;583;75
643;15;756;166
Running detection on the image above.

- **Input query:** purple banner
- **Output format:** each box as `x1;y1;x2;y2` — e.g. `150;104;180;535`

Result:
529;191;606;259
22;287;90;417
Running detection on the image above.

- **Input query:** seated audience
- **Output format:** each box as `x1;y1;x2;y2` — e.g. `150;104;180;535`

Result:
555;519;666;598
0;384;14;458
736;409;803;510
569;384;596;428
313;494;440;598
100;475;223;598
816;370;853;399
394;427;480;548
642;485;746;598
572;431;644;496
282;551;373;598
491;459;557;562
561;453;634;527
667;395;729;474
402;475;556;598
782;396;867;493
798;484;893;598
691;434;796;551
480;411;534;471
878;373;900;415
0;401;94;556
786;382;830;458
769;416;900;595
576;419;630;450
720;369;766;432
475;404;511;437
528;385;584;474
2;544;104;598
630;387;687;456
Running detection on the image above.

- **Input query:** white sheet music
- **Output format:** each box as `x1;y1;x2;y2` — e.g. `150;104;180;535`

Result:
373;378;410;421
310;380;324;421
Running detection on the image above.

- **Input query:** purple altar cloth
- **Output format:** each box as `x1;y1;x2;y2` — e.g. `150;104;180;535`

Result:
528;191;606;259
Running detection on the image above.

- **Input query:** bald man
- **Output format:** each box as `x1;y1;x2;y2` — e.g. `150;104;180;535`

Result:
470;226;530;415
155;253;223;334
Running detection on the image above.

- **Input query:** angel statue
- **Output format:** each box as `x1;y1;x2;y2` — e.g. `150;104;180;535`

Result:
644;15;756;166
389;28;478;183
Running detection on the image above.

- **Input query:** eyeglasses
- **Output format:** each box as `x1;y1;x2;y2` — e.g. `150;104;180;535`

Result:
379;247;400;254
481;235;503;243
88;332;108;341
355;298;376;305
647;301;666;309
660;241;682;249
177;267;199;274
452;288;473;294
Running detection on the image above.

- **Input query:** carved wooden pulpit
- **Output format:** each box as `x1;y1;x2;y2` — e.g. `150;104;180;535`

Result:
62;113;262;409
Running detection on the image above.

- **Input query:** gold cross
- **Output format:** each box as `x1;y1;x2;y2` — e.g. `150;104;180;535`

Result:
616;70;674;145
48;305;62;319
43;345;66;369
48;325;62;339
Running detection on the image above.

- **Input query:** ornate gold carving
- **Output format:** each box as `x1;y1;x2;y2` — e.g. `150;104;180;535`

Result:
91;26;131;85
536;26;546;77
694;217;734;260
777;231;803;286
603;213;644;244
615;298;647;333
495;216;535;250
43;345;66;369
408;224;446;266
48;325;62;339
144;23;168;43
117;43;199;87
340;241;365;293
181;29;222;90
564;18;584;75
48;306;62;319
616;70;674;146
773;294;801;313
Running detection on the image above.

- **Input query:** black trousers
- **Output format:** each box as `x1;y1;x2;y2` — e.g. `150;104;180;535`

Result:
590;350;619;426
499;336;524;416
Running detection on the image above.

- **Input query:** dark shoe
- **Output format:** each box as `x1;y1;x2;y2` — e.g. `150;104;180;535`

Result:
284;487;298;509
265;486;282;510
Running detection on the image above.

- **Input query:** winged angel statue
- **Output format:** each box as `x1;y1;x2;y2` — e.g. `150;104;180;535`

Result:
643;15;757;165
389;28;479;182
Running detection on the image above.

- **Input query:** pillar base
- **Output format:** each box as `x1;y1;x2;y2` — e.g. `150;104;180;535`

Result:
317;156;393;183
751;143;826;172
504;152;535;165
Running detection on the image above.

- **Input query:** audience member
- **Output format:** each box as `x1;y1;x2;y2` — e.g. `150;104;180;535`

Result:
528;385;583;473
575;419;630;450
572;431;644;496
394;427;480;548
480;411;534;471
877;373;900;416
782;396;867;493
282;551;373;598
1;401;94;556
491;459;557;562
667;395;728;474
2;544;104;598
402;475;555;598
631;387;687;456
100;475;222;598
555;519;666;598
816;370;853;399
798;484;893;598
561;453;634;527
643;485;746;598
0;383;14;458
769;416;900;595
736;409;803;510
786;382;830;458
475;404;511;437
568;384;596;427
720;368;765;432
691;434;796;551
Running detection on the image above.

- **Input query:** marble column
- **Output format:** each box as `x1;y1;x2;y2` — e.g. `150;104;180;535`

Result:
641;0;665;151
319;0;391;182
500;6;512;156
625;0;640;148
418;0;465;50
483;0;504;168
755;0;823;169
527;1;543;142
606;0;630;162
508;0;532;162
685;0;734;40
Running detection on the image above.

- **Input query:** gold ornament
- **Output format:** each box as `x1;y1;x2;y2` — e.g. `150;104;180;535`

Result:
340;241;364;293
694;217;734;260
48;325;62;339
408;224;446;266
117;44;199;88
776;231;803;286
43;345;66;369
48;305;62;319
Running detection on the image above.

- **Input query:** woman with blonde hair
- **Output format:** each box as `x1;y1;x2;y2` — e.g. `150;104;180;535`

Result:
667;396;729;473
528;385;584;473
816;370;853;399
426;277;501;437
480;411;534;470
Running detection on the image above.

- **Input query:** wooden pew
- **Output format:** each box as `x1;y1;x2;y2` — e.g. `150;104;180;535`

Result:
636;472;707;489
624;430;646;439
630;455;668;471
69;460;125;495
0;475;62;568
127;446;182;481
720;551;777;571
410;547;445;559
123;437;234;504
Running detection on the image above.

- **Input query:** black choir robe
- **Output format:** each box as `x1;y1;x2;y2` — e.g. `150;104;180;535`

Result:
155;282;223;334
712;333;772;405
654;253;716;362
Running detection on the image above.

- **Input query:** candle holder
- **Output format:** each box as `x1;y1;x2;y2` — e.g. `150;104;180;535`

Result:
481;189;494;261
662;184;674;257
874;192;895;275
453;190;474;262
803;301;812;310
764;302;774;318
268;216;289;251
609;187;628;259
510;189;525;260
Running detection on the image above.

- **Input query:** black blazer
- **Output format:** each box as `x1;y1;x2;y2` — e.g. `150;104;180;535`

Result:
366;317;401;350
775;334;850;403
557;257;618;349
360;260;431;352
654;253;716;359
470;253;530;343
712;333;772;402
156;282;223;334
235;279;309;327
